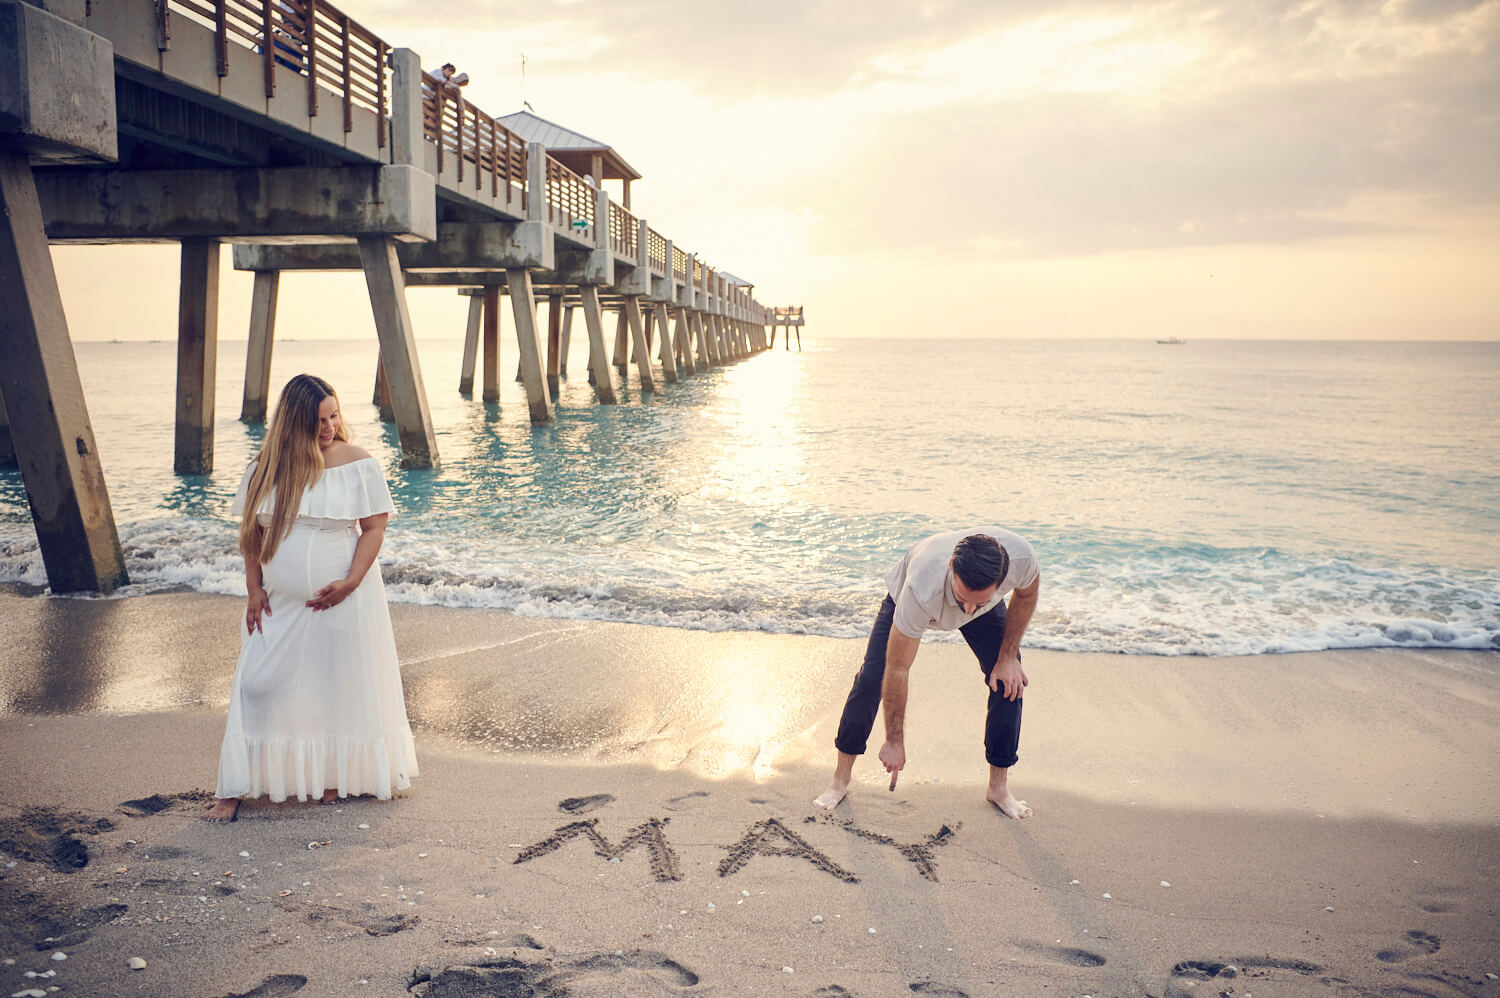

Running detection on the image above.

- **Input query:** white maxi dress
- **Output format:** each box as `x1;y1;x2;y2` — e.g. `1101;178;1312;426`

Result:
218;458;418;802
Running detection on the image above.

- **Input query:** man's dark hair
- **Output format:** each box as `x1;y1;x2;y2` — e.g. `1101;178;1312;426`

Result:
441;62;456;71
952;534;1009;591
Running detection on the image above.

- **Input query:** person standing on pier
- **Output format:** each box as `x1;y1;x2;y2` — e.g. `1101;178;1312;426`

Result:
204;375;418;822
813;530;1040;818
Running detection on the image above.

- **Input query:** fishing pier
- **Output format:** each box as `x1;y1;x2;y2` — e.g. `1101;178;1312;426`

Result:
0;0;801;595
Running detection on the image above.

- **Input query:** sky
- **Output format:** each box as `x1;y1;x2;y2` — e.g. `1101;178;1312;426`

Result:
55;0;1500;340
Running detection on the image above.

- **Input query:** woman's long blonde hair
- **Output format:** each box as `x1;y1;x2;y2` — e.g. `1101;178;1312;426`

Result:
238;374;349;563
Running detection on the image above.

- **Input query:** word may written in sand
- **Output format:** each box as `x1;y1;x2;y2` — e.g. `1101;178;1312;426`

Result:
513;813;960;884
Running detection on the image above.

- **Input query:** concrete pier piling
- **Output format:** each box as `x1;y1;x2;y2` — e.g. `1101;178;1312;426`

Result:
547;293;564;394
672;308;695;377
0;154;127;593
482;287;502;404
174;238;219;475
506;268;553;423
241;270;280;422
559;305;575;377
459;291;483;395
359;235;440;468
373;355;395;423
655;302;678;383
578;286;620;405
622;296;657;394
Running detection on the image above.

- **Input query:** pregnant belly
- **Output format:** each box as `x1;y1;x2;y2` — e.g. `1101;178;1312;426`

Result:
261;524;356;602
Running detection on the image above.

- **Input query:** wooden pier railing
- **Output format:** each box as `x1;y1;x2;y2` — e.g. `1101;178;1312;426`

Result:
647;227;668;274
163;0;390;144
543;155;596;235
421;75;527;204
609;202;638;258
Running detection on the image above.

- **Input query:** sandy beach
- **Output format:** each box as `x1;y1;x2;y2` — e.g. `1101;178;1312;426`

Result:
0;588;1497;996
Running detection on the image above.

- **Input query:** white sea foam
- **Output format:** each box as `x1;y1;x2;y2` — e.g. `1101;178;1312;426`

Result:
1;519;1494;656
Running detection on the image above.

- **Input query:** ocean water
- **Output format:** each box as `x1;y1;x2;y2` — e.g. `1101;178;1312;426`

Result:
1;337;1496;656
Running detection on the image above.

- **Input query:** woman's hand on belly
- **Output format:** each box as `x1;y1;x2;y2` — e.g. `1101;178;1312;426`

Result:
307;575;357;611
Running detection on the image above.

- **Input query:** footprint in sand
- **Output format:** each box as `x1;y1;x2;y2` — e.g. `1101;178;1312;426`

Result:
558;794;616;815
1415;898;1457;914
664;791;710;813
118;790;214;817
218;974;307;998
0;806;114;872
7;892;126;951
1045;947;1106;968
1376;929;1440;963
1171;957;1322;980
908;983;970;996
410;949;699;996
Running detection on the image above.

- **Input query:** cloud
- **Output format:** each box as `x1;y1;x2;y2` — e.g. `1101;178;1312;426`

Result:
746;0;1500;258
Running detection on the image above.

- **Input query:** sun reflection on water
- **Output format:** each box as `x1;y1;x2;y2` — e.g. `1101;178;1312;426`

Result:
701;352;809;508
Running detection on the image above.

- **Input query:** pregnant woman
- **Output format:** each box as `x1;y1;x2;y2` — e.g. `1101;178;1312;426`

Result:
204;374;418;822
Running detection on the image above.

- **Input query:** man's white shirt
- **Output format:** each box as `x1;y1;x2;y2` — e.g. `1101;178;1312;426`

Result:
884;528;1038;639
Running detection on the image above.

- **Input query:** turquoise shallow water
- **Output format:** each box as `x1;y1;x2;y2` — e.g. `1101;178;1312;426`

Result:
1;337;1496;655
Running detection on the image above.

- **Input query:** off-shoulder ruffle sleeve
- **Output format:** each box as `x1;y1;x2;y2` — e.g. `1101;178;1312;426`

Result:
229;461;258;516
300;458;396;521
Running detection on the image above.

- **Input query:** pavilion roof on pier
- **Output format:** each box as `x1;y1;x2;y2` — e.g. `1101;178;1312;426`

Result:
497;110;642;183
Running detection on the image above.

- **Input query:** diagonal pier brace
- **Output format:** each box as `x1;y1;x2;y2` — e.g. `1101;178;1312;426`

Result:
0;153;128;592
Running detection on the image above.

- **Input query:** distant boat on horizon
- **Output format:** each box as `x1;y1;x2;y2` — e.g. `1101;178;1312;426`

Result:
1156;336;1186;345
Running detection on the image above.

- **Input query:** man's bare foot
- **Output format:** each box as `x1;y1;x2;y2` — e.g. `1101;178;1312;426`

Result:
986;790;1033;819
812;784;848;811
319;789;340;805
202;798;240;823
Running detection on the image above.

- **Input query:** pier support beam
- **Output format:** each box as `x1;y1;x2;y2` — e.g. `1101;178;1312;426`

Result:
559;305;575;377
639;307;654;364
357;235;439;468
0;152;128;593
690;311;709;369
482;287;500;404
655;302;678;383
724;316;736;360
505;268;553;423
612;308;629;367
700;312;719;366
674;307;697;376
373;354;394;422
240;270;279;422
458;291;482;394
546;293;563;394
578;286;619;405
174;238;218;475
622;296;657;394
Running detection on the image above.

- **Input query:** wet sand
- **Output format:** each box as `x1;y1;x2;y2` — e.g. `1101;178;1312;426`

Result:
0;589;1497;996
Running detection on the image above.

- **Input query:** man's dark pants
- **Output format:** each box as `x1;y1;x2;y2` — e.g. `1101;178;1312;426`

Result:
833;594;1021;769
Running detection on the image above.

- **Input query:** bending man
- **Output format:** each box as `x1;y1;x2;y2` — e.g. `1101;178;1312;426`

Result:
813;529;1040;818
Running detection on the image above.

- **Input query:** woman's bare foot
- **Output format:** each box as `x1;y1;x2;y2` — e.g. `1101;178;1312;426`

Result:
986;764;1033;819
319;789;341;805
812;783;849;811
202;798;240;823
